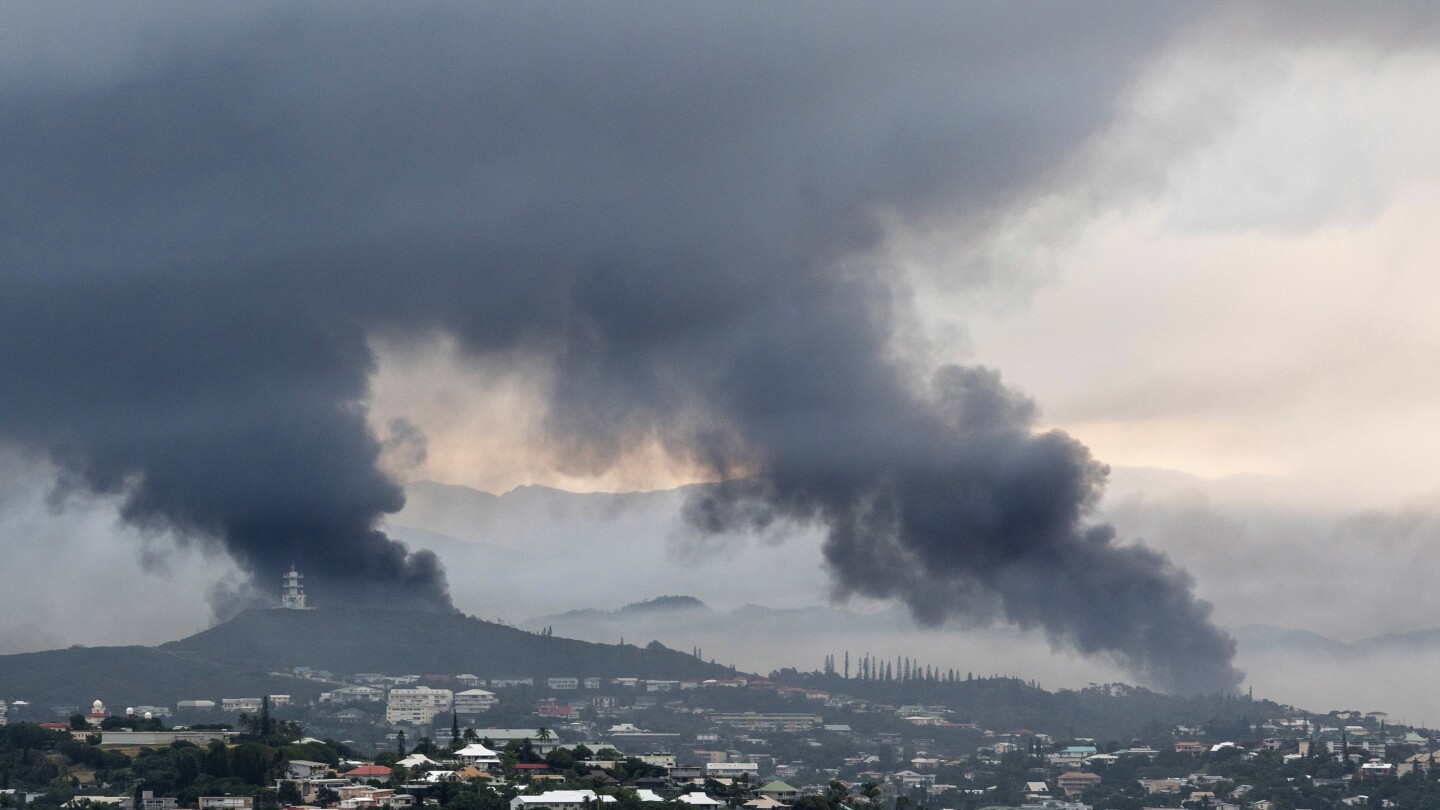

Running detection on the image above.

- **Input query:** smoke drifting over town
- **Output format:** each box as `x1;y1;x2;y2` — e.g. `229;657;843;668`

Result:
0;4;1246;691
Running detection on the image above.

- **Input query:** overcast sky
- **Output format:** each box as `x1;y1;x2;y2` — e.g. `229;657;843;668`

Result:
5;3;1440;701
364;9;1440;509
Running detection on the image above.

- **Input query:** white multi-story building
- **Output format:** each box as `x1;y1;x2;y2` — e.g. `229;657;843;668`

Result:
453;689;498;715
547;678;579;690
386;686;452;725
0;700;7;726
221;698;262;713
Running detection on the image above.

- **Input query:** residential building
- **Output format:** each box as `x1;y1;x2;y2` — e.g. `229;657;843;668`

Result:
342;765;394;782
709;713;823;732
759;781;799;802
547;678;579;690
453;689;498;714
1047;746;1097;766
286;760;332;779
1361;761;1396;780
510;791;616;810
454;744;501;768
295;779;353;803
469;729;561;754
101;730;228;747
385;687;452;725
198;798;254;810
1055;772;1102;797
136;792;178;810
705;763;760;778
321;686;386;704
1141;778;1182;794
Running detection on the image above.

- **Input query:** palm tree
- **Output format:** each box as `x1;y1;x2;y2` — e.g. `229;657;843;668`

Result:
536;727;554;742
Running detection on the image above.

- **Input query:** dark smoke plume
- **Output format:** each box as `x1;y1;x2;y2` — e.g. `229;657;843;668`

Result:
0;3;1242;690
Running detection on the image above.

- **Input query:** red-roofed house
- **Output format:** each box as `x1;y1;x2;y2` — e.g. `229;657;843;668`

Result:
343;765;394;781
1056;772;1102;796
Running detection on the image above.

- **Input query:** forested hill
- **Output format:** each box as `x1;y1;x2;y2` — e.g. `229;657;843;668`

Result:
770;670;1287;743
159;607;735;680
0;608;735;707
0;645;324;708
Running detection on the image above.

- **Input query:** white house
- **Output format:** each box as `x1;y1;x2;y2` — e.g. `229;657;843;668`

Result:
509;792;616;810
321;686;385;704
454;743;502;768
453;689;498;715
286;760;332;779
705;763;759;778
396;754;440;769
469;729;561;754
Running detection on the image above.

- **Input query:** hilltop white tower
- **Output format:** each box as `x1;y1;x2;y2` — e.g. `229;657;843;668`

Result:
281;564;312;610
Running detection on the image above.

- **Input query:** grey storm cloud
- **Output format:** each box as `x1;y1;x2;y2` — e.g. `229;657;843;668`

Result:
0;2;1244;691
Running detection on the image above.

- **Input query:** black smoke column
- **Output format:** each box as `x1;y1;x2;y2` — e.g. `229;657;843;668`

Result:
0;3;1241;689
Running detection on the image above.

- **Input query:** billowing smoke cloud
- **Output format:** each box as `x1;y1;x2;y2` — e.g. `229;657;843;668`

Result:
0;3;1243;689
688;367;1238;694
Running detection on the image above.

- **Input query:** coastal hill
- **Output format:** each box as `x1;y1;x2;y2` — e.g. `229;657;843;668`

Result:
161;607;733;679
0;607;733;707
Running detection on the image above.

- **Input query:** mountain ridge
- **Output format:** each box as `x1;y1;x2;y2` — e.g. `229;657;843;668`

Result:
0;607;737;708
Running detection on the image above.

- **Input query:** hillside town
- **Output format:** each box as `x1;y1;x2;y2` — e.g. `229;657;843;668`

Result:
5;573;1438;810
6;663;1440;810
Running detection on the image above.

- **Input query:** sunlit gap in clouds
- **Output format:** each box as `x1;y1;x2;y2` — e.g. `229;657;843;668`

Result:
368;335;746;496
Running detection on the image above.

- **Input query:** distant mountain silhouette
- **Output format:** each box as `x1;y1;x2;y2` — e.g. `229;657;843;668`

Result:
1233;623;1440;659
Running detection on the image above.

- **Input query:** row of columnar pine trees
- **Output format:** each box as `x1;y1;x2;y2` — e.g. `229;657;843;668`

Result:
820;651;983;684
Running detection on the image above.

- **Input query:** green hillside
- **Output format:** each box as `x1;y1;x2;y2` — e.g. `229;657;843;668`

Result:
0;607;734;710
0;644;323;707
160;607;733;679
